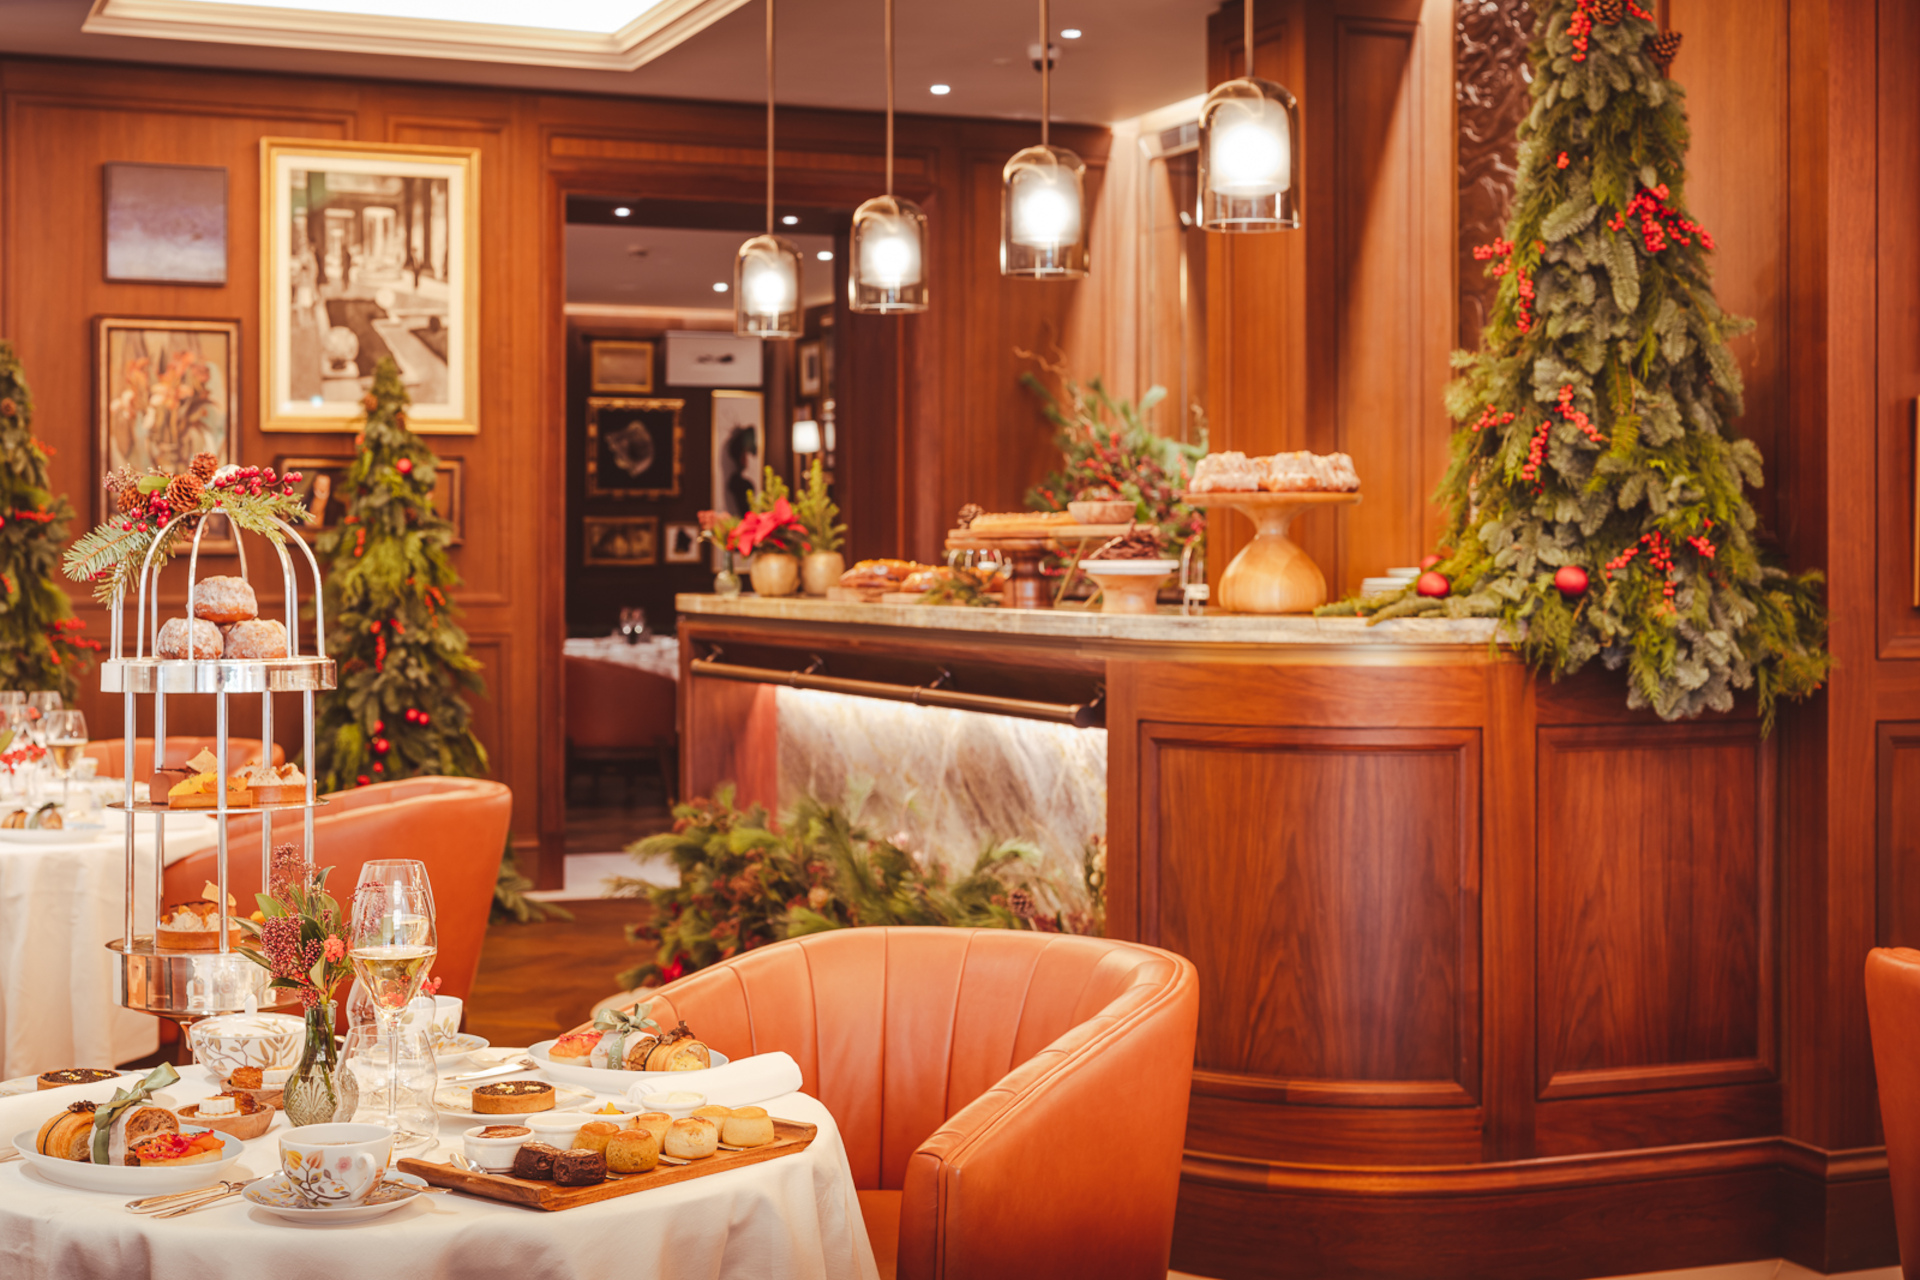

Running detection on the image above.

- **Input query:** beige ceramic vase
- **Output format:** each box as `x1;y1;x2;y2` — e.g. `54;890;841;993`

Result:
749;552;801;597
801;550;844;596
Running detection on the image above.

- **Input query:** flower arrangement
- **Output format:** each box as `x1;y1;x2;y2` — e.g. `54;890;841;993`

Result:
238;844;352;1012
792;458;844;555
729;468;808;558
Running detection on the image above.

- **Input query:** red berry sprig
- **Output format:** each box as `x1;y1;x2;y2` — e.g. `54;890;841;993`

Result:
1473;237;1538;334
1570;0;1594;61
1607;183;1715;254
1472;406;1518;434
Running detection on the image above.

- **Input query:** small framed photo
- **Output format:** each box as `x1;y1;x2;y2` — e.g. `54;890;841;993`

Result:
590;340;654;394
583;515;659;566
276;453;465;546
586;397;684;499
663;522;703;564
797;339;823;397
96;317;240;549
104;163;227;286
665;330;762;388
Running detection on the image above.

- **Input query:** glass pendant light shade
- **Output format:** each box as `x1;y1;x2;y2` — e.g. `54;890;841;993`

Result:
1001;144;1087;277
1198;76;1300;231
849;194;929;314
734;234;804;338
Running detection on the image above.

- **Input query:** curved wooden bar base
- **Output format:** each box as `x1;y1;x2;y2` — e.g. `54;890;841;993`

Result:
675;597;1893;1278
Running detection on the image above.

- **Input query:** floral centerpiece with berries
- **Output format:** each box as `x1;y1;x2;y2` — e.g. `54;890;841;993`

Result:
238;844;352;1124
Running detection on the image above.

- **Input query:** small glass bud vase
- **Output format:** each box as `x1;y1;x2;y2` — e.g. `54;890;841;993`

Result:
282;1001;342;1127
714;567;742;598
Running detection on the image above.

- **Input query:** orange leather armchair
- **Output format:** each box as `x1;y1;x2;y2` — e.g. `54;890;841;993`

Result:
630;928;1199;1279
87;737;284;778
162;776;512;1004
565;655;677;803
1867;947;1920;1277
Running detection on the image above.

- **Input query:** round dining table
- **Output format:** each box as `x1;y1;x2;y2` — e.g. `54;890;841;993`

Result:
0;1060;880;1280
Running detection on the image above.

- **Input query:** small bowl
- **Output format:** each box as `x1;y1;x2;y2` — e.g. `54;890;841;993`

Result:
1068;500;1134;525
634;1089;707;1120
524;1111;602;1148
462;1123;533;1172
189;1013;304;1077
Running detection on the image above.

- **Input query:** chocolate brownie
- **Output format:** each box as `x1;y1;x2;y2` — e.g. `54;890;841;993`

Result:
552;1148;607;1187
510;1140;562;1180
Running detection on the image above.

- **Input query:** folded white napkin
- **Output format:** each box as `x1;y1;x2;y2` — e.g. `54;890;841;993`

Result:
623;1051;802;1110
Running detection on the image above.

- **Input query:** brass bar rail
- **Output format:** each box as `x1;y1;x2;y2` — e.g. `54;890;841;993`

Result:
688;657;1103;729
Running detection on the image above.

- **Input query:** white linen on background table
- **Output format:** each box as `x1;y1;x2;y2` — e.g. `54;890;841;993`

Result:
564;635;682;681
0;1069;880;1280
0;808;219;1079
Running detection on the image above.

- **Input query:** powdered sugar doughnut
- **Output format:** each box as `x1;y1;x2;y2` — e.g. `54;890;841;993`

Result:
223;619;287;660
1189;451;1261;493
190;576;258;625
157;617;222;659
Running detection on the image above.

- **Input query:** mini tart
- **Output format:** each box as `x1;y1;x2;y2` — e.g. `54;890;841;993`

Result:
178;1091;273;1141
127;1130;225;1167
471;1080;556;1115
547;1030;602;1063
166;773;253;811
155;899;246;951
36;1069;117;1091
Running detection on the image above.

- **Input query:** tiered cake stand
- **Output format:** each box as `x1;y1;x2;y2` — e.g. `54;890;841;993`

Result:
1181;491;1361;614
101;514;336;1038
944;519;1133;609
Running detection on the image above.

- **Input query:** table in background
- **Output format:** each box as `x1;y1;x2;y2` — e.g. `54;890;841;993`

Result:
564;635;681;681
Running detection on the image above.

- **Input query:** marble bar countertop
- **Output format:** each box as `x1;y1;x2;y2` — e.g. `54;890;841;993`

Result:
676;592;1508;648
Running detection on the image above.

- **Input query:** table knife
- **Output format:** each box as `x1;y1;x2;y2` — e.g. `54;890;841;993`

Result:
153;1181;259;1217
441;1058;538;1085
126;1179;254;1213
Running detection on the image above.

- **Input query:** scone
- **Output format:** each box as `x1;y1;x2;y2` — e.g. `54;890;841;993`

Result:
721;1106;776;1148
572;1120;621;1155
625;1112;672;1145
690;1104;732;1125
663;1116;718;1159
604;1127;660;1174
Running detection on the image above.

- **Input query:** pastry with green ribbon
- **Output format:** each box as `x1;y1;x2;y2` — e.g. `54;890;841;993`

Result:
588;1003;661;1071
91;1062;180;1165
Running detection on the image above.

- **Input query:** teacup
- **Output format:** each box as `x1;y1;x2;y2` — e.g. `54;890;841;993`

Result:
279;1123;395;1208
404;994;464;1044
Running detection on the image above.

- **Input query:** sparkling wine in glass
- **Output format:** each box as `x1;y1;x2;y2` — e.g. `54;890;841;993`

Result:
44;710;87;806
349;860;438;1149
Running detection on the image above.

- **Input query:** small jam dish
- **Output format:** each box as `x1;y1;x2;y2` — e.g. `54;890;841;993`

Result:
461;1123;533;1172
524;1112;602;1149
638;1090;707;1120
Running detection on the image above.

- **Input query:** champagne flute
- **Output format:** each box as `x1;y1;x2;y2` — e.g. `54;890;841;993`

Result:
44;710;87;807
23;693;59;804
348;860;438;1150
0;695;23;805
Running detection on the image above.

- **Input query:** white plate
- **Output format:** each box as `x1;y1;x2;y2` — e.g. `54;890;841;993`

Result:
1079;559;1181;576
243;1170;427;1223
429;1032;489;1067
528;1039;731;1089
0;826;104;844
432;1082;598;1122
10;1126;243;1193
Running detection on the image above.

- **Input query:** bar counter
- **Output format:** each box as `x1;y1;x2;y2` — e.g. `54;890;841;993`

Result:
675;593;1823;1280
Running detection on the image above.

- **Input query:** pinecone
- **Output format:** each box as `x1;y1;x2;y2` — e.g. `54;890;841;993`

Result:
1591;0;1624;23
166;472;206;513
190;452;219;482
1007;887;1038;919
1647;30;1682;73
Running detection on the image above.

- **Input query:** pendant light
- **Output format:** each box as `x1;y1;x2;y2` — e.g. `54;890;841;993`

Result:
735;0;804;338
1197;0;1300;232
849;0;929;313
1000;0;1087;278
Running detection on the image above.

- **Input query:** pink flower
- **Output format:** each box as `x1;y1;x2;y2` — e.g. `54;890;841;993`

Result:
323;935;345;962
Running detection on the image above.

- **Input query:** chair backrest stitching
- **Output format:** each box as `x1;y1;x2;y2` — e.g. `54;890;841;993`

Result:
939;930;976;1124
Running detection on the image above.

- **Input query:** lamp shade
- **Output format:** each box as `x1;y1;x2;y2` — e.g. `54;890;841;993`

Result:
734;234;804;338
791;418;822;454
1001;144;1088;278
849;194;929;313
1198;76;1300;232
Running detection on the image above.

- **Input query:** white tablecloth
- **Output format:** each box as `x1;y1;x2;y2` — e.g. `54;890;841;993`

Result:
0;804;220;1080
565;635;682;681
0;1066;879;1280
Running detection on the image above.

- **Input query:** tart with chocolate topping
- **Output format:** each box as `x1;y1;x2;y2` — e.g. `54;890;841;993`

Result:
36;1069;117;1091
472;1080;557;1115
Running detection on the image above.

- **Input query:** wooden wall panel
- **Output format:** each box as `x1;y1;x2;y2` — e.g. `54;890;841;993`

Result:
1146;723;1480;1105
1877;723;1920;945
1876;0;1920;653
1537;723;1773;1098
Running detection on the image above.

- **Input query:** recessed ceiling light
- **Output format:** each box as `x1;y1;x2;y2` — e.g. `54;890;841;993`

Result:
781;214;799;225
713;281;729;292
1061;27;1082;38
613;205;631;216
930;83;951;95
817;250;834;261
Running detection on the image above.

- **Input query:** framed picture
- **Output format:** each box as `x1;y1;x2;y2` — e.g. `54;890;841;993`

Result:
585;397;684;500
104;163;227;285
797;339;823;397
663;522;703;564
583;515;659;566
665;330;762;388
710;389;765;520
590;340;654;394
95;317;240;548
260;138;479;434
275;453;465;546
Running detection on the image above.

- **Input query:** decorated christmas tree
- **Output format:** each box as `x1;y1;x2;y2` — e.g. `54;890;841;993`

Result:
0;343;97;697
1325;0;1828;724
313;358;486;791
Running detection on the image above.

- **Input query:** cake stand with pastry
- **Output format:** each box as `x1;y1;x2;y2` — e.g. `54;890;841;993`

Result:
1182;449;1364;614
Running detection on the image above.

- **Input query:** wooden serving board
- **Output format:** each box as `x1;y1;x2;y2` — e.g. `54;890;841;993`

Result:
946;520;1132;543
397;1119;817;1210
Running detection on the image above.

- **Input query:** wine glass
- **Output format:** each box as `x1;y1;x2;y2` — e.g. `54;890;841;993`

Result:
43;710;87;807
348;860;438;1150
618;607;648;644
0;695;23;805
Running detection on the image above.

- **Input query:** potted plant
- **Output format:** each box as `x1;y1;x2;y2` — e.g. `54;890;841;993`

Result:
793;458;846;595
733;469;807;597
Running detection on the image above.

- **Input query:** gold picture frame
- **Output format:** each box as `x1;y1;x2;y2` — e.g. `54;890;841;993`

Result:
275;453;465;547
583;515;659;566
260;138;480;434
586;397;684;500
590;340;655;394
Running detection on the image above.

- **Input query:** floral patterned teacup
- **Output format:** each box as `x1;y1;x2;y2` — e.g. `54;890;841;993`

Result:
279;1122;395;1207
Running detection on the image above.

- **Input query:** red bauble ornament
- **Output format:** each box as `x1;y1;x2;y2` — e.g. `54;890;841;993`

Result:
1554;564;1590;596
371;718;385;734
356;775;371;787
1416;571;1451;598
372;762;384;774
396;457;413;475
419;712;431;726
373;736;391;754
1419;554;1443;571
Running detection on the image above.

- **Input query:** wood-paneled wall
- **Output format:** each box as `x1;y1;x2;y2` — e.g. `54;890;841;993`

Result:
0;56;1111;881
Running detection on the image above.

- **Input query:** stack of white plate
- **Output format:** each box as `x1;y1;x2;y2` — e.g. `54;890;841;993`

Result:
1359;565;1422;599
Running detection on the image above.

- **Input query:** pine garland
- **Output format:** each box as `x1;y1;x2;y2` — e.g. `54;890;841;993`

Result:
0;342;96;695
1322;0;1829;728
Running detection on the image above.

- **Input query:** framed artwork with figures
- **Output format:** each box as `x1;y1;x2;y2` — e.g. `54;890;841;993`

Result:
586;397;683;500
710;390;764;521
94;317;239;549
274;453;465;546
260;138;478;434
583;516;659;566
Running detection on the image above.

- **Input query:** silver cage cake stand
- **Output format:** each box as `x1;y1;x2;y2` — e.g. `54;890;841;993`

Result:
102;512;336;1036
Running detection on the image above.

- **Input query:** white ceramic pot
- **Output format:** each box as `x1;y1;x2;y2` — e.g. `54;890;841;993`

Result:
189;1012;305;1075
749;553;801;597
801;550;845;596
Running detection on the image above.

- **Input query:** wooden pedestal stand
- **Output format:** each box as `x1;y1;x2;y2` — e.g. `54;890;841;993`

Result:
944;521;1132;609
1182;491;1362;614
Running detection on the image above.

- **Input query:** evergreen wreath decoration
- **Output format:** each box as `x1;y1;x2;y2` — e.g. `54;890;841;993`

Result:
1320;0;1828;727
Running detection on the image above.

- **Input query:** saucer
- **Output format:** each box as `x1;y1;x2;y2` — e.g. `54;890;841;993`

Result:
243;1170;428;1223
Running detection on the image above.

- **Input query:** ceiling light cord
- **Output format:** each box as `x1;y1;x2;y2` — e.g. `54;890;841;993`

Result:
1039;0;1049;148
885;0;895;196
766;0;776;234
1244;0;1253;78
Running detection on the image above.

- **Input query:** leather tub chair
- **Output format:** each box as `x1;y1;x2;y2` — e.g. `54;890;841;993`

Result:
162;776;512;1004
86;736;284;778
618;928;1200;1279
1867;947;1920;1277
565;655;678;804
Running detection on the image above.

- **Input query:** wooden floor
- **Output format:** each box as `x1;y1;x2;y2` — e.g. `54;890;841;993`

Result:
465;898;652;1047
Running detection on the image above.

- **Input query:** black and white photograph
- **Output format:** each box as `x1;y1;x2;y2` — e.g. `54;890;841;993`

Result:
663;521;702;564
261;139;478;433
665;329;763;388
709;389;764;520
586;397;683;500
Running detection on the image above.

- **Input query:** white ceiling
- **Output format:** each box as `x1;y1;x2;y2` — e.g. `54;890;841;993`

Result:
567;223;838;308
10;0;1218;125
